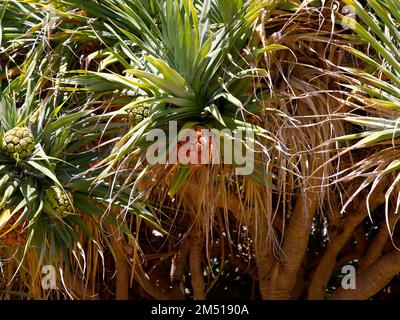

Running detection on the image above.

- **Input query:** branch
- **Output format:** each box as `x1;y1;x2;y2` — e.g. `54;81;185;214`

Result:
263;150;329;300
170;237;191;284
333;224;368;269
307;177;389;300
107;226;130;300
358;213;399;271
135;266;185;300
190;232;205;300
266;189;319;299
329;249;400;300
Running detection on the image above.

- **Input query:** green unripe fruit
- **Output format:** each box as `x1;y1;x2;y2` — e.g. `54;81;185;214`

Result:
1;127;35;161
127;105;149;125
46;186;74;218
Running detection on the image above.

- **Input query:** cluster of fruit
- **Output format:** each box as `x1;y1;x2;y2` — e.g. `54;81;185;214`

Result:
0;127;75;246
46;186;74;218
1;126;35;161
126;105;150;125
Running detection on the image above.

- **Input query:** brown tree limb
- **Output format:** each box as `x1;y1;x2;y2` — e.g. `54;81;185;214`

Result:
307;177;389;300
108;229;130;300
333;224;369;269
353;224;368;255
189;233;205;300
358;213;399;271
170;237;191;284
329;249;400;300
264;151;327;300
290;261;307;299
266;189;319;299
335;250;361;270
135;266;185;300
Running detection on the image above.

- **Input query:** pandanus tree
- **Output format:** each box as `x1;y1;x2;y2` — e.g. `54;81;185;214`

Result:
0;1;157;299
323;0;400;299
0;77;158;299
2;0;400;300
61;0;282;299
